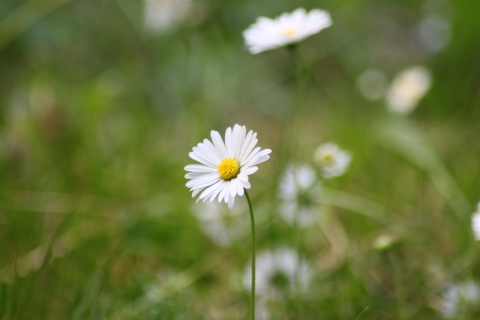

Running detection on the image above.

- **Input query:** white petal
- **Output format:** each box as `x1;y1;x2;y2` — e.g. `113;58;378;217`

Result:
232;124;246;159
224;126;233;157
186;173;220;190
184;164;217;172
218;183;229;202
198;179;225;202
239;130;257;163
231;179;245;197
240;166;258;175
211;130;228;159
227;196;235;208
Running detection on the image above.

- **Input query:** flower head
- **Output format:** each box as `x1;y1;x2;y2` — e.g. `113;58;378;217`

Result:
243;8;332;54
185;124;271;207
242;247;312;296
193;201;247;247
278;164;321;227
313;142;352;179
438;280;480;318
472;203;480;241
386;66;432;114
143;0;192;34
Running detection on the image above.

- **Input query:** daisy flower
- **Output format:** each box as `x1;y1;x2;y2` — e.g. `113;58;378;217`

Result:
278;164;321;227
472;203;480;241
386;66;432;114
185;124;271;208
193;201;247;247
242;247;312;296
438;280;480;318
356;68;388;100
313;142;352;179
143;0;192;34
243;8;332;54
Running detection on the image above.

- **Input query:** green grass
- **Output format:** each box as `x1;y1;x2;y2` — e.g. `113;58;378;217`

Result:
1;0;480;319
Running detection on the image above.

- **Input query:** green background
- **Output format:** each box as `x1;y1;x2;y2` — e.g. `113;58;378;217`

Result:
0;0;479;318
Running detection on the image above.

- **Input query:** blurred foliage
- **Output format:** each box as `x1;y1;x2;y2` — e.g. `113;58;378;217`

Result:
0;0;480;319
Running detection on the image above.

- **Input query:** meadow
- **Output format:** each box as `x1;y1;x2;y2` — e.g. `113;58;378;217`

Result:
1;0;480;319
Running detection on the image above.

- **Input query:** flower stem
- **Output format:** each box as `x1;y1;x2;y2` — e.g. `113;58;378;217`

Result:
287;44;308;162
245;190;256;320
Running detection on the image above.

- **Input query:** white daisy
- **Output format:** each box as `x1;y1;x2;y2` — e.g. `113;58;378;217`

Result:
185;124;271;208
193;201;247;247
438;280;480;318
356;68;388;100
278;164;321;227
386;66;432;114
143;0;192;34
242;247;312;296
243;8;332;54
472;203;480;241
313;142;352;179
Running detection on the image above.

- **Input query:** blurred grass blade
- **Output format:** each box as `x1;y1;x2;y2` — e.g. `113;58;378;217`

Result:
377;119;470;219
0;282;8;319
322;187;393;227
0;0;73;51
71;270;105;320
0;218;99;283
108;254;225;320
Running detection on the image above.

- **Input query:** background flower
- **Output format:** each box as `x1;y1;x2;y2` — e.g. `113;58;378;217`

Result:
438;280;480;318
143;0;193;34
242;247;312;296
278;164;321;227
386;66;432;114
313;142;352;179
243;8;332;54
1;0;478;318
472;203;480;240
193;201;247;247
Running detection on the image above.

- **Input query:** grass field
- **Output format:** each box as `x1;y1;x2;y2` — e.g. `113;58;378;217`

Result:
1;0;480;319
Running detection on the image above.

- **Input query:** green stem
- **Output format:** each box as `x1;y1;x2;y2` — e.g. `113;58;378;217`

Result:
245;190;256;320
287;44;308;162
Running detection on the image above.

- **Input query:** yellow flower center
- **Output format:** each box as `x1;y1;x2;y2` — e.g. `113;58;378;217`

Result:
321;153;334;165
218;158;240;180
283;28;298;37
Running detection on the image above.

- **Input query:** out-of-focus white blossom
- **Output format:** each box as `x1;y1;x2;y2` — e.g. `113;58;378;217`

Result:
415;14;451;53
356;69;388;100
472;203;480;241
242;247;312;296
439;280;480;318
386;66;432;114
193;201;247;247
144;0;192;34
243;8;332;54
313;143;352;179
278;164;321;227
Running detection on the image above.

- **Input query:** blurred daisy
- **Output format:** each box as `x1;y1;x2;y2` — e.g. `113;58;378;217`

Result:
356;69;388;100
313;142;352;179
143;0;192;34
472;203;480;241
242;247;312;296
193;201;247;247
185;124;271;208
415;14;451;54
438;280;480;318
386;66;432;114
243;8;332;54
278;164;321;227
